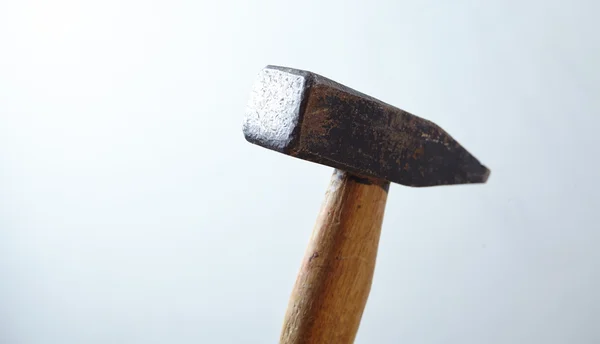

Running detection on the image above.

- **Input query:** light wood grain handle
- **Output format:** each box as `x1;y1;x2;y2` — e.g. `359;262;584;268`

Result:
280;169;390;344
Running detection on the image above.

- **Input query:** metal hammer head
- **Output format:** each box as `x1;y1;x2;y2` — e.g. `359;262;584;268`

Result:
243;65;490;187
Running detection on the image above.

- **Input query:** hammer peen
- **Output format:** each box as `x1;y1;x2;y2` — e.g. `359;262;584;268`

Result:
242;65;490;344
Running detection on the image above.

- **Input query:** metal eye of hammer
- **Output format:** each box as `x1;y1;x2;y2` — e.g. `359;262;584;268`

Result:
242;65;490;344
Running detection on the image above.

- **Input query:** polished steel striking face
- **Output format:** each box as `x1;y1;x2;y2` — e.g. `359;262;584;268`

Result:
243;65;490;187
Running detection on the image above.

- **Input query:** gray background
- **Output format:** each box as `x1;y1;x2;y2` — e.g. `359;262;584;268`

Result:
1;0;599;343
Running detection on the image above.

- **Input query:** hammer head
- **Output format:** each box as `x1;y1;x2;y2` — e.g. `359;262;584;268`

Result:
243;65;489;187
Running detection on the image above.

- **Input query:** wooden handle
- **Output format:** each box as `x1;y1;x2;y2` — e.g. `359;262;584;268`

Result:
280;169;390;344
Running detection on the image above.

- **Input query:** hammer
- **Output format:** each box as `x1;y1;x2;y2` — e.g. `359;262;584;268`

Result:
242;66;489;344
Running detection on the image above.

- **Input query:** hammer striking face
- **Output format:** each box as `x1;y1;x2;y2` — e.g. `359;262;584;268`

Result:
243;65;489;187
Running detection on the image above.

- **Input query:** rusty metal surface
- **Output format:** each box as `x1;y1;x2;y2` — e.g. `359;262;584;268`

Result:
243;65;490;187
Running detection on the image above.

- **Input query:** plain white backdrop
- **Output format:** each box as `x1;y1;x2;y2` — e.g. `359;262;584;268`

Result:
1;0;598;343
